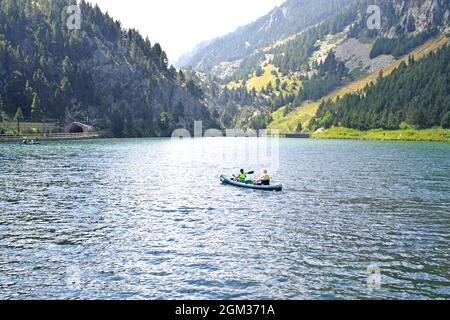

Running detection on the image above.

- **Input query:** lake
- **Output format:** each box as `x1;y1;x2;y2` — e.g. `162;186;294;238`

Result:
0;138;449;299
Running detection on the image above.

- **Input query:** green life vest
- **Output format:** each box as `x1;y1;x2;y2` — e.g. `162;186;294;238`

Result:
239;173;247;180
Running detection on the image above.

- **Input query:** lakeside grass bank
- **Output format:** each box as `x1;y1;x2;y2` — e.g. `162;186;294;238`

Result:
311;127;450;142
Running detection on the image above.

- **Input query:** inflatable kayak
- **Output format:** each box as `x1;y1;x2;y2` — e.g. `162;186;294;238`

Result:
220;175;283;192
21;140;42;145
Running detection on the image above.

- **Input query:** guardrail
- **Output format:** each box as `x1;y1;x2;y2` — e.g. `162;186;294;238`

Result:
283;133;310;138
0;132;99;141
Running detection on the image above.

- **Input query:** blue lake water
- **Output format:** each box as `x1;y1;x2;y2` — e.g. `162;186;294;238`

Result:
0;138;449;299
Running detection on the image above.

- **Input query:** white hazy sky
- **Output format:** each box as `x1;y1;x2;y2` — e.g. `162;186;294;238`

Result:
86;0;285;63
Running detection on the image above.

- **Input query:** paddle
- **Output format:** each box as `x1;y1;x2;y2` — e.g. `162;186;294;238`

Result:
245;171;256;184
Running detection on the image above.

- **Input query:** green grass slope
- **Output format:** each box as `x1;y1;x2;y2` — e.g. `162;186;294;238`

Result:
268;36;450;137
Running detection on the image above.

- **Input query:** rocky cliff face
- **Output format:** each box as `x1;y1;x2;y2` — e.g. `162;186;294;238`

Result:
383;0;449;38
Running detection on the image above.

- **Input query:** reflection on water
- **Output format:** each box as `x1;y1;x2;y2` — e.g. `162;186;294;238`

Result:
0;138;449;299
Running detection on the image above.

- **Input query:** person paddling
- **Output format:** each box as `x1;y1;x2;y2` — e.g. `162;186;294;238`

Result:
255;170;271;185
232;169;247;182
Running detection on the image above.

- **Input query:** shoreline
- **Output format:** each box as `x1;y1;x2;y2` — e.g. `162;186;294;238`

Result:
0;132;101;143
2;128;449;143
310;127;450;143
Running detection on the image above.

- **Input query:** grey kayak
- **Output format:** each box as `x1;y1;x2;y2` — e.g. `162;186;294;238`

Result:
220;175;283;192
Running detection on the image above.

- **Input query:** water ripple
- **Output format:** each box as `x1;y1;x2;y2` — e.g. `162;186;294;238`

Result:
0;138;449;299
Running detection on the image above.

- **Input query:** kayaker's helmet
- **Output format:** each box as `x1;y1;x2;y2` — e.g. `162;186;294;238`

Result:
240;169;244;173
263;170;268;174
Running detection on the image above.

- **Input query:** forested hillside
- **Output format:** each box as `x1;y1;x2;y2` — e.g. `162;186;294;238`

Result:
0;0;218;137
310;45;450;131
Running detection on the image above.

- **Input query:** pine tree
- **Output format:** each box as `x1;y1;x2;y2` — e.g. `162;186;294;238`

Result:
159;112;170;131
255;67;263;77
169;65;177;79
178;70;186;83
0;95;5;122
62;56;74;77
275;78;281;90
14;107;24;121
145;80;153;124
31;92;41;120
160;51;169;70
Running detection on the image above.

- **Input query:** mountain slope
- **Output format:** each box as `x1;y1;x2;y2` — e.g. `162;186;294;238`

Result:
174;39;212;68
310;42;450;131
181;0;353;72
268;36;450;132
0;0;218;137
183;0;449;133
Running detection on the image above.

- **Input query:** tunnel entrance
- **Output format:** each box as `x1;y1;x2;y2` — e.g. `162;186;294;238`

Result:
68;124;84;133
65;122;94;134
